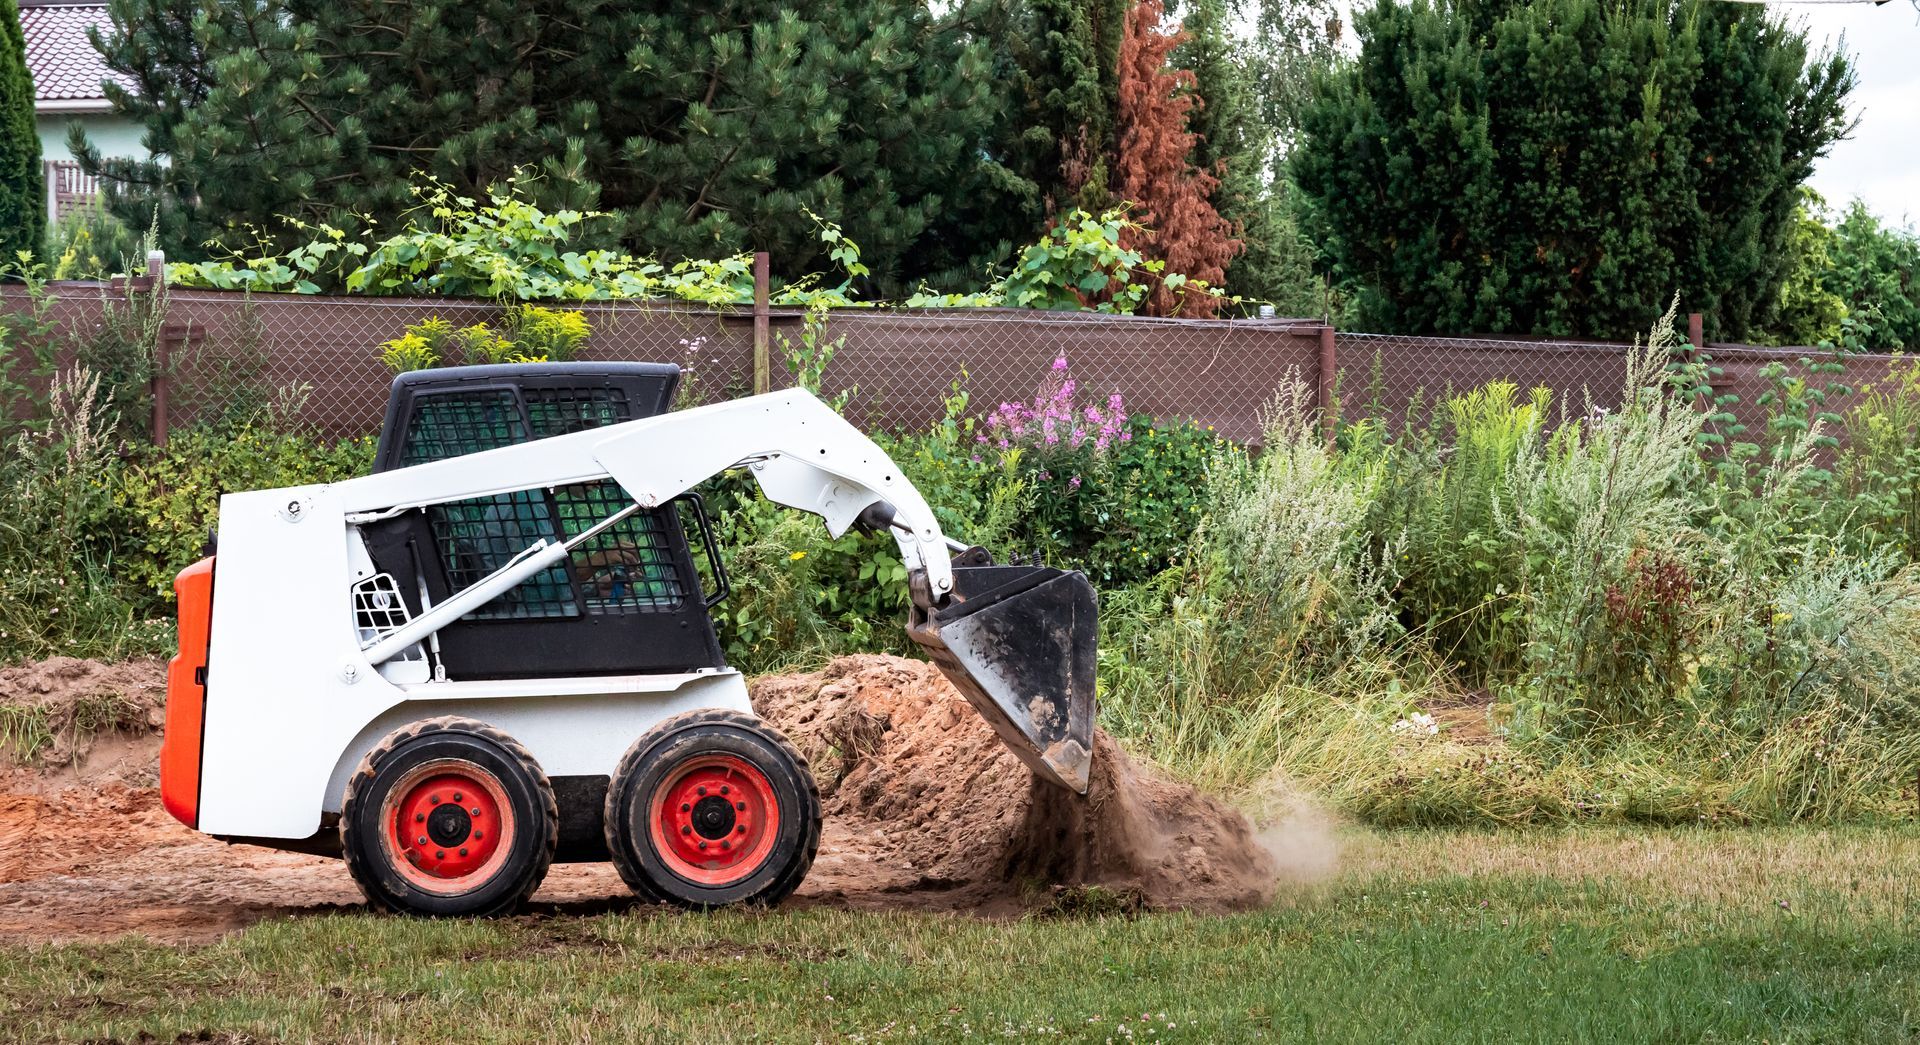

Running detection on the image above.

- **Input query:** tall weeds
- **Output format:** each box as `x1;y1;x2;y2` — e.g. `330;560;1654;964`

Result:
0;369;169;662
1102;307;1920;823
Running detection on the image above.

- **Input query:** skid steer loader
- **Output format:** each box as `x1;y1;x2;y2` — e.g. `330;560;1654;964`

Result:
158;362;1097;916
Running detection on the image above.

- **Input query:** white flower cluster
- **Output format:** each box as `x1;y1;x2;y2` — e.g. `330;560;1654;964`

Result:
1391;711;1439;736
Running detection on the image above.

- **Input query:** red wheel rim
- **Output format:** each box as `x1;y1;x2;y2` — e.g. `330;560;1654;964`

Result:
378;758;516;895
648;754;780;887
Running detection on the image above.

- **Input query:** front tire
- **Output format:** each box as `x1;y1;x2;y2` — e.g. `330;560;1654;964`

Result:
341;717;558;917
605;709;820;908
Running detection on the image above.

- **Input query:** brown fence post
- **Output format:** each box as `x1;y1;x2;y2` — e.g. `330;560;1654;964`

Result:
1688;312;1704;351
1317;324;1337;442
146;250;171;447
752;251;771;395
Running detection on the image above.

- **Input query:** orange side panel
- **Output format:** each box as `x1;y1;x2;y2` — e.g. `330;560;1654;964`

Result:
160;557;215;829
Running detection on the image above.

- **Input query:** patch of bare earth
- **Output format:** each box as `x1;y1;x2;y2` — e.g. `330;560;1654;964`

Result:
0;653;1275;944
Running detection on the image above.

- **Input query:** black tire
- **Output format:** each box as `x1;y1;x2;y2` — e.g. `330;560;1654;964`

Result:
605;708;820;909
341;716;558;917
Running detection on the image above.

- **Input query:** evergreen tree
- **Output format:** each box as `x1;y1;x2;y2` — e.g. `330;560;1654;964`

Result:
0;0;41;262
1766;189;1847;347
1825;201;1920;351
1002;0;1130;215
1291;0;1854;340
79;0;1016;294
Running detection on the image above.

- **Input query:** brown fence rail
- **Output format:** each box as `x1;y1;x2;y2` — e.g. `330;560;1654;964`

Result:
5;271;1913;449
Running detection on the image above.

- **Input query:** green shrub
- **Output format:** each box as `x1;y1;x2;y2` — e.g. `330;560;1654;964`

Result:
1832;361;1920;561
0;370;169;663
48;201;144;281
112;427;375;609
964;356;1217;583
505;305;588;362
378;309;590;373
1362;382;1546;676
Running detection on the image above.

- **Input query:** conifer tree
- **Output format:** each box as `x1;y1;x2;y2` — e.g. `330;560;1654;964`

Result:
1292;0;1854;340
1000;0;1130;216
0;0;41;261
79;0;1016;294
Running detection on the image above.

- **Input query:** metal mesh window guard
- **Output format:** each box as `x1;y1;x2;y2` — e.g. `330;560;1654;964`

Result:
524;386;633;438
429;491;577;620
552;481;686;612
400;383;687;618
400;389;527;465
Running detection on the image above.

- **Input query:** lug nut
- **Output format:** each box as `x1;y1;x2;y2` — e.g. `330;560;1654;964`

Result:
472;807;482;817
697;786;707;796
453;793;462;802
430;794;439;804
720;785;730;795
681;802;691;812
436;851;445;859
721;840;731;850
474;831;483;840
736;825;746;834
418;836;428;846
681;825;691;835
459;848;468;857
698;841;708;850
735;801;746;811
416;813;425;822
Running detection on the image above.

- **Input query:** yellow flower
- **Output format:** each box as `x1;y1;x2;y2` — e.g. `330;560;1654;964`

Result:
789;551;807;561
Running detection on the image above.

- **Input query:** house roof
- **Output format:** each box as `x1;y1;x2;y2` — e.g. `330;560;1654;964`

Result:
19;2;135;110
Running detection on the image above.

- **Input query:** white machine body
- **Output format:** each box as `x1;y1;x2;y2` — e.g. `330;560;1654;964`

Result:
194;389;949;840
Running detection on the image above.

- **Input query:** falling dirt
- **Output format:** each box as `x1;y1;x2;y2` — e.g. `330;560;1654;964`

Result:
0;654;1279;944
756;655;1279;913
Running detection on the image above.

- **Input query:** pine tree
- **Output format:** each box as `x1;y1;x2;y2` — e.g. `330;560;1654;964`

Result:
1001;0;1130;215
1113;0;1239;316
1291;0;1854;340
79;0;1017;294
0;0;42;262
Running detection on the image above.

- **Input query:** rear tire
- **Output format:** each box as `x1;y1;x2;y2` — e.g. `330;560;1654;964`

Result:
341;716;558;917
605;709;820;909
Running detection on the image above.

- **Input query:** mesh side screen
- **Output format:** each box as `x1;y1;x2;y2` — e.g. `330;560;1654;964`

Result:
555;483;687;611
402;385;682;618
524;386;633;438
400;390;526;465
427;491;577;620
402;390;571;619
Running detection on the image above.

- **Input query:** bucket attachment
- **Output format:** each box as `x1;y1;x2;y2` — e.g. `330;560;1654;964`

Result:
909;562;1098;793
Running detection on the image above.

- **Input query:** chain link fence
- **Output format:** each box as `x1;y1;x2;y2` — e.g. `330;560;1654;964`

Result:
8;281;1915;447
1331;332;1638;434
154;292;1327;442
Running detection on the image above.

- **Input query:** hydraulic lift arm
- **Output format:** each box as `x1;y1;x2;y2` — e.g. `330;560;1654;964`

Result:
335;388;1095;793
340;389;953;596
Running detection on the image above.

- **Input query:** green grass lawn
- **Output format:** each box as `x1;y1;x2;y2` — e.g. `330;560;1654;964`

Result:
5;826;1918;1043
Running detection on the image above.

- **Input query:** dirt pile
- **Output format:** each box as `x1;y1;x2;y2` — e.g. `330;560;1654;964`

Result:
753;655;1278;912
0;652;1279;942
0;657;167;792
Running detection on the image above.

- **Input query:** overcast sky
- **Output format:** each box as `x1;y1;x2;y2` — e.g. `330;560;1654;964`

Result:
1790;1;1919;226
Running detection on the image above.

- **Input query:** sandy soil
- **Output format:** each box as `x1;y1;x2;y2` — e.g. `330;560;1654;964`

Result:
0;654;1280;944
